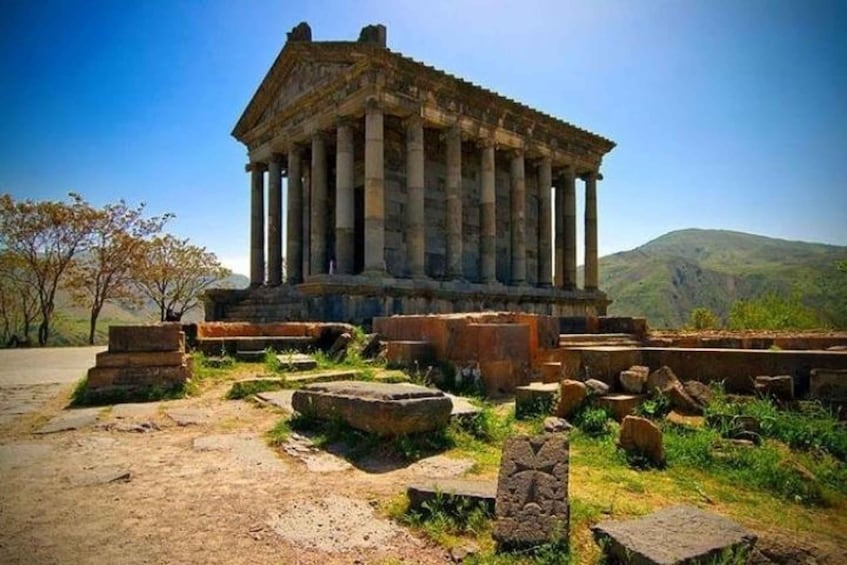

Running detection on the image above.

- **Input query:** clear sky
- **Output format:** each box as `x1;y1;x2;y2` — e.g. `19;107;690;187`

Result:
2;0;845;276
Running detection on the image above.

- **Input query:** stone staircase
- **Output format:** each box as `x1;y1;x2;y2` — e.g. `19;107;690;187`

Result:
558;333;643;349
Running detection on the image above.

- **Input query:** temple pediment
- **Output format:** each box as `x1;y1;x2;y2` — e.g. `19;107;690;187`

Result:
234;44;365;139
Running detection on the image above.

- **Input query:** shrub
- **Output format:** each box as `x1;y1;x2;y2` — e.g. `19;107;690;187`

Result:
572;405;613;436
728;291;822;330
688;307;721;330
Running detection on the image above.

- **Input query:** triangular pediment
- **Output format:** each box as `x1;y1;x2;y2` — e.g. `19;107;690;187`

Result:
233;44;365;140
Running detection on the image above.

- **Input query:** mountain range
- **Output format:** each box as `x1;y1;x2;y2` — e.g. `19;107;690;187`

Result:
596;229;847;329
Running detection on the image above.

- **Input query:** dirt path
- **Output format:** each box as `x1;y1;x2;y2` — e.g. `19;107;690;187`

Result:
0;371;459;564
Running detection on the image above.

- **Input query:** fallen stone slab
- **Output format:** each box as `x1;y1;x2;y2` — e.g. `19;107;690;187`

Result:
493;433;569;550
445;393;482;421
256;390;295;412
234;350;265;363
291;381;452;436
73;466;132;486
407;479;497;515
591;505;757;564
109;402;161;420
165;408;209;426
35;408;101;434
284;369;365;385
275;352;317;371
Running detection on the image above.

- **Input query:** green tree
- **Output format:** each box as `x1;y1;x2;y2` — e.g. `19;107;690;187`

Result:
0;251;40;345
66;201;171;344
0;193;96;345
133;235;231;321
728;290;822;330
687;307;721;330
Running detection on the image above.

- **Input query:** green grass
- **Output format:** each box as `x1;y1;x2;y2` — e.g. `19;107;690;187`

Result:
70;375;188;406
226;378;285;400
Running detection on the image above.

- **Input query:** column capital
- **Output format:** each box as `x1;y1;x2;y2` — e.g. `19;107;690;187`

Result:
534;156;552;169
556;164;576;181
335;115;357;129
245;161;267;173
581;169;602;182
365;96;384;112
440;123;462;142
402;114;424;129
269;153;285;165
509;147;525;160
476;137;496;150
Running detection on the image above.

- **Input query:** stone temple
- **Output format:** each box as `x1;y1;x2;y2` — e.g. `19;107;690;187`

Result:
206;22;616;325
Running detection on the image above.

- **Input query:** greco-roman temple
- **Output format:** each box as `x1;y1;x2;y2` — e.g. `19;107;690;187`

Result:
205;23;616;325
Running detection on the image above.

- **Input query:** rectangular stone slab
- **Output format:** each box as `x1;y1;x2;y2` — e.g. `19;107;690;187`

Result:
591;504;757;564
291;381;452;436
96;351;187;368
407;479;497;515
493;433;569;549
108;325;184;353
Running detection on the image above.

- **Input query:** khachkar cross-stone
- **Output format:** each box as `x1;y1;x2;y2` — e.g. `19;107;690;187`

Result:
493;433;570;549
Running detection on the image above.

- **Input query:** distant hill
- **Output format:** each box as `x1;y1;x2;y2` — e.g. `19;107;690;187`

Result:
597;229;847;329
45;273;249;346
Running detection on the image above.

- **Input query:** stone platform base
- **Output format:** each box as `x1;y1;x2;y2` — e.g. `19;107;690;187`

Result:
204;275;609;326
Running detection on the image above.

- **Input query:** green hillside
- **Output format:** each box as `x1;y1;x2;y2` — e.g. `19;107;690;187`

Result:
598;229;847;329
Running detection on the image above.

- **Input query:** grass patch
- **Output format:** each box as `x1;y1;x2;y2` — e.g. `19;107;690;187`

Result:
226;378;285;400
70;376;188;406
707;393;847;461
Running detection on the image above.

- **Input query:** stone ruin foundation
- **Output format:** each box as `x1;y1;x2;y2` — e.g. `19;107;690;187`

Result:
85;325;192;397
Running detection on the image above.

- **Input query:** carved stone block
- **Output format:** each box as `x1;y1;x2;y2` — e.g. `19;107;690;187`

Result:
493;433;569;549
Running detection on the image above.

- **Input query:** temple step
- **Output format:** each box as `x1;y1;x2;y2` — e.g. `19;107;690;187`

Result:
558;333;642;349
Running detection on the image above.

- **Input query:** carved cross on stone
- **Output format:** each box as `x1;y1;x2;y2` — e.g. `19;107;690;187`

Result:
493;433;570;549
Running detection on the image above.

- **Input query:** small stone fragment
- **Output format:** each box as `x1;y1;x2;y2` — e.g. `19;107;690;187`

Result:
585;379;610;395
556;380;587;418
619;366;649;394
543;417;573;433
754;375;794;401
618;415;664;465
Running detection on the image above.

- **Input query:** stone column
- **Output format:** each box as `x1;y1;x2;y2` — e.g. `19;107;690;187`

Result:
335;122;355;275
405;117;425;278
267;154;283;286
445;126;463;279
537;157;553;287
554;177;564;287
286;147;303;284
479;140;496;283
510;151;526;285
563;166;577;290
310;133;328;275
302;163;311;278
364;101;385;274
247;161;267;286
584;171;599;291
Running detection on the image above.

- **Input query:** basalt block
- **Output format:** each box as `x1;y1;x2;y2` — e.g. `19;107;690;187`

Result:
493;433;569;550
108;324;184;353
290;381;452;436
592;505;757;564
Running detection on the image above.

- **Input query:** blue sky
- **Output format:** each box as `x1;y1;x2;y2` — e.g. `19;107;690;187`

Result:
1;0;845;275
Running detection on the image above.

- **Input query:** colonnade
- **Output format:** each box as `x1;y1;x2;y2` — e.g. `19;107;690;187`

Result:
247;107;601;292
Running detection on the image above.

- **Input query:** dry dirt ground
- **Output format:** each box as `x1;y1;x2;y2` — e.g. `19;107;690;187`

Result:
0;348;460;564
